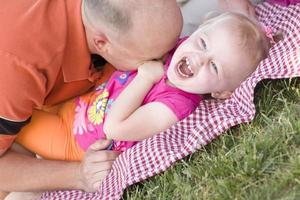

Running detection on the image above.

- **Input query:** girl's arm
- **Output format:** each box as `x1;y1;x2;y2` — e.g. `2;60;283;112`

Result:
103;61;178;141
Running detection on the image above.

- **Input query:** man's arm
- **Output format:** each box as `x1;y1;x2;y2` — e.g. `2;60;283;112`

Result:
0;120;82;192
0;135;15;156
0;149;80;192
0;136;118;192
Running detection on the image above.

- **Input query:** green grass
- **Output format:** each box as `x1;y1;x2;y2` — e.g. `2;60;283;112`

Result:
123;78;300;200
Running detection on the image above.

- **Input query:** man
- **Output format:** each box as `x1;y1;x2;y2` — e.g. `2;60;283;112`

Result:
0;0;183;196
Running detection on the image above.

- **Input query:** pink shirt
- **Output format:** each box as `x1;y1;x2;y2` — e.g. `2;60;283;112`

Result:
73;39;202;152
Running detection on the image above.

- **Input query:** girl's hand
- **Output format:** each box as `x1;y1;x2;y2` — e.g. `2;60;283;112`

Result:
137;61;164;84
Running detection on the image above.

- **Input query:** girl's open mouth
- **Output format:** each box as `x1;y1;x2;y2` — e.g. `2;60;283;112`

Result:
175;57;194;78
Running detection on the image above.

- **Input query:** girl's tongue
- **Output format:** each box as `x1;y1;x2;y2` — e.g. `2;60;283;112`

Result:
176;57;194;78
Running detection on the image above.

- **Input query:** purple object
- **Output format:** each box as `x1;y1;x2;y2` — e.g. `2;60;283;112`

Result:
267;0;300;6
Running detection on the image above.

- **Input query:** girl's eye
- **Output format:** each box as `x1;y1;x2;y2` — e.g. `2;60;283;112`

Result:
200;38;207;50
211;61;218;74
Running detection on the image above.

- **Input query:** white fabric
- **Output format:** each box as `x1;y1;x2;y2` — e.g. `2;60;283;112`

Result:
179;0;265;36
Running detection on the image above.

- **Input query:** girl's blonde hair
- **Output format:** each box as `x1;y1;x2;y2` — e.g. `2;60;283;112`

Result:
201;12;271;72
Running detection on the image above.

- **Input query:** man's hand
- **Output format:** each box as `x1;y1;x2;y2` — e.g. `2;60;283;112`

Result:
218;0;257;20
0;140;118;192
78;140;119;192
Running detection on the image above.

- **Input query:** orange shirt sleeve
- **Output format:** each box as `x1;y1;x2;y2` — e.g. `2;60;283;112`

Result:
0;52;46;121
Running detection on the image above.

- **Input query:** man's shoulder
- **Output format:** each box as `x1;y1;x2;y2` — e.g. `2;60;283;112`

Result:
0;0;68;65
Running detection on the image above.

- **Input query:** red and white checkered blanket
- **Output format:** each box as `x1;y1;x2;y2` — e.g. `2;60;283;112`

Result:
41;2;300;200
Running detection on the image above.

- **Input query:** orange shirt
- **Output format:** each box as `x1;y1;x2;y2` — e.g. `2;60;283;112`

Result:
0;0;94;122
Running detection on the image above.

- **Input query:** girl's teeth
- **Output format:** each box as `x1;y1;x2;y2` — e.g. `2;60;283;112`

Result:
186;58;190;65
177;57;194;78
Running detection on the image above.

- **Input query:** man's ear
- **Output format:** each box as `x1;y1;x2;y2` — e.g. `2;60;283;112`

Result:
93;33;109;54
211;91;232;99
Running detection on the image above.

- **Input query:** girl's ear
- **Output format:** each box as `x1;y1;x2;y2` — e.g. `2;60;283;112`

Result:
211;91;232;99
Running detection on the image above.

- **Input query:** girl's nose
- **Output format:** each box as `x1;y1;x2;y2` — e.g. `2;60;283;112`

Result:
198;54;210;67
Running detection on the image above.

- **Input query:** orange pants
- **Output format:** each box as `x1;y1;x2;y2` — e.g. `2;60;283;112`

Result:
16;64;115;161
16;100;85;161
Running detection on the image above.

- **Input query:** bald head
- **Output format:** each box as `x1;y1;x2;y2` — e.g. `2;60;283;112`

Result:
84;0;181;33
82;0;183;70
84;0;131;32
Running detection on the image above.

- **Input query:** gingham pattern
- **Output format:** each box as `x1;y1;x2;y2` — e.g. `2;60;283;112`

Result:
41;3;300;200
